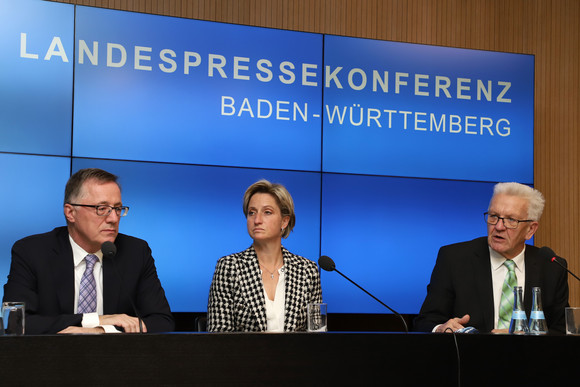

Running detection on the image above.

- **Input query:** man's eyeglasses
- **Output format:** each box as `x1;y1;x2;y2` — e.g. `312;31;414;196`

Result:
68;203;129;217
483;212;532;229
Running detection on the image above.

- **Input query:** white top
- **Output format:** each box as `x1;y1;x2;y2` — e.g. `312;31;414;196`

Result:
263;267;286;332
70;236;119;333
489;246;526;329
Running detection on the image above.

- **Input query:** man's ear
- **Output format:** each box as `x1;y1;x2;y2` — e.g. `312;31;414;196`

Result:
525;221;539;240
64;204;75;223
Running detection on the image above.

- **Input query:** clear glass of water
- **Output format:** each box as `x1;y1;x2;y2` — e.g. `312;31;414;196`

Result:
2;302;25;335
565;307;580;335
307;302;327;332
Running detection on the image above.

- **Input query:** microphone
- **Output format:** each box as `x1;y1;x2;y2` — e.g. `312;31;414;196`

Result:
101;241;144;333
318;255;336;272
318;255;409;332
101;241;117;259
540;246;580;282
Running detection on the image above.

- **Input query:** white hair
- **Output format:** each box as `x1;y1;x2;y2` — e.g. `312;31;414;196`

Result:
491;182;545;221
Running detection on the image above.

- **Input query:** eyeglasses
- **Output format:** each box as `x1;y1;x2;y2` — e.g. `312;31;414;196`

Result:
68;203;129;217
483;212;532;229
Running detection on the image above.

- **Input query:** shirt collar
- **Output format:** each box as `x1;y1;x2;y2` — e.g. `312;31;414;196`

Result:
69;235;103;267
489;245;526;272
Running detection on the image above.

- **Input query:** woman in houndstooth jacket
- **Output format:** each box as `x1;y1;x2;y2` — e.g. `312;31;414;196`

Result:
207;179;323;332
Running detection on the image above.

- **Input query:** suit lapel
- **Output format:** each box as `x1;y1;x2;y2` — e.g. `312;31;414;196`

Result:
102;253;122;314
239;247;267;331
53;228;76;314
473;239;495;331
283;250;299;331
523;246;538;316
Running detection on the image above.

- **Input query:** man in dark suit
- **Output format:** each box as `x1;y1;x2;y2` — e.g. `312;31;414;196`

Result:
3;168;174;334
414;182;569;334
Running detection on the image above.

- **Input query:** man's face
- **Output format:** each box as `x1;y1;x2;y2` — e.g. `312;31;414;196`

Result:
487;193;538;259
64;179;122;253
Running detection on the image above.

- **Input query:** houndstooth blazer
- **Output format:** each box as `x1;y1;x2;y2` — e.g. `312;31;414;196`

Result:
207;245;323;332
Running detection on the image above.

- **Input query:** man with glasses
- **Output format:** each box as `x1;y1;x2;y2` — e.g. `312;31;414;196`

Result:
414;182;569;333
3;168;174;334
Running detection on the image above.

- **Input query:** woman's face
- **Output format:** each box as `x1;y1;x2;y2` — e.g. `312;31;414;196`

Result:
246;193;289;244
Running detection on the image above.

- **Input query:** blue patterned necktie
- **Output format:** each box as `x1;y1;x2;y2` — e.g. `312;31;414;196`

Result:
497;260;517;329
78;254;98;314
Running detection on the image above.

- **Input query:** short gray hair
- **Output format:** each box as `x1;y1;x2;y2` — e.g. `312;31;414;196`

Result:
65;168;119;204
491;182;545;221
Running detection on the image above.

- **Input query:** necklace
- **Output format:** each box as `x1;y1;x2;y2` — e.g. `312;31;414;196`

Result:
260;262;282;279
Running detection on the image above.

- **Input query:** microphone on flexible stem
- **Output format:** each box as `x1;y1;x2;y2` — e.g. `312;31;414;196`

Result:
540;246;580;282
318;255;409;333
101;241;144;333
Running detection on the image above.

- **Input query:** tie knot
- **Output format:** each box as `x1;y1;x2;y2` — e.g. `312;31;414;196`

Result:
504;259;516;272
85;254;98;269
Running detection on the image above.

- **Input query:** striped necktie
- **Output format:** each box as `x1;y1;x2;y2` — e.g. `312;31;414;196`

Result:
497;259;517;329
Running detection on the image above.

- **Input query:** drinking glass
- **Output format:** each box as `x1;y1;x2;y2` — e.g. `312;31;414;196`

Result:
565;307;580;335
307;302;327;332
2;302;25;335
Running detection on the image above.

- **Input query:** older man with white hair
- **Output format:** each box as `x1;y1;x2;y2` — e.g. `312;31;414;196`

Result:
414;182;569;334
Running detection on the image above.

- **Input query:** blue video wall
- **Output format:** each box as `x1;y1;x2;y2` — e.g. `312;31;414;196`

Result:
0;0;534;314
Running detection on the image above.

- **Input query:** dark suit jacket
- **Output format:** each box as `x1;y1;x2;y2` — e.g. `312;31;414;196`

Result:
3;227;174;334
413;237;569;333
207;246;323;332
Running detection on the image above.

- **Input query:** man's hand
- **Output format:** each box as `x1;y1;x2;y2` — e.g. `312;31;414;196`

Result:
435;314;471;333
58;326;105;334
99;314;147;333
491;328;509;334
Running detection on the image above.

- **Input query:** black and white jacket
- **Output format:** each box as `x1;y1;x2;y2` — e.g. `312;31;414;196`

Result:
207;245;323;332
